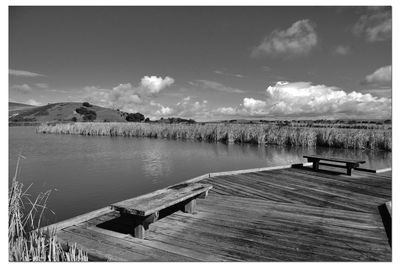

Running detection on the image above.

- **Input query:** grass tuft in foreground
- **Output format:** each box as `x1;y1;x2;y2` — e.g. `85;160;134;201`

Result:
9;155;88;262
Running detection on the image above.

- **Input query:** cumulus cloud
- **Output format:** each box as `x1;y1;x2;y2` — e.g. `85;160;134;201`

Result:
84;76;175;111
362;65;391;86
11;84;32;94
214;81;391;119
251;19;318;58
189;80;245;93
353;7;391;42
152;97;210;120
140;76;174;94
333;45;351;56
9;69;45;77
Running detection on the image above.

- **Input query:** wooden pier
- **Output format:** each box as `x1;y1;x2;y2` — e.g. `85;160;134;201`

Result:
47;163;392;261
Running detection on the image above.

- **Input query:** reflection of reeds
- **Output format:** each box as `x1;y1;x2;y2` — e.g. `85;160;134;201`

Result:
37;122;392;151
9;155;88;262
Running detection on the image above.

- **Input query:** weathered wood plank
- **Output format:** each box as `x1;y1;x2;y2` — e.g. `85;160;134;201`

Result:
52;165;391;261
65;226;198;261
111;183;212;216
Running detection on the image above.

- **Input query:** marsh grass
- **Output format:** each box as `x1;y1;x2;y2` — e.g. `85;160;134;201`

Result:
9;155;88;262
37;122;391;151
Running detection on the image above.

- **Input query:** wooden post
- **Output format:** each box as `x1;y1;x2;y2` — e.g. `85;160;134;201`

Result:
199;190;209;199
132;212;158;239
134;224;146;239
346;163;352;176
184;199;196;214
313;160;319;171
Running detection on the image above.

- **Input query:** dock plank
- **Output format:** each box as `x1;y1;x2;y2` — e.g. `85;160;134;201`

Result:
51;165;391;261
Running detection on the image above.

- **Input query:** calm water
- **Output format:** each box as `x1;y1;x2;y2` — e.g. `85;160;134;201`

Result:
9;126;391;225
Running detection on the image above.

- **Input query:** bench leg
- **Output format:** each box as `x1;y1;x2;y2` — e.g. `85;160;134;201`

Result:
131;212;158;239
313;160;319;171
134;224;146;239
199;190;209;199
183;199;196;214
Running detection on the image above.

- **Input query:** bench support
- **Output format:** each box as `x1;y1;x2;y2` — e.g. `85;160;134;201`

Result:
306;156;361;176
131;212;159;239
134;225;146;239
183;199;197;214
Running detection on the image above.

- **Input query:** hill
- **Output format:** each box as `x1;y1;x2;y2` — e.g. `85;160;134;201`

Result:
9;102;131;123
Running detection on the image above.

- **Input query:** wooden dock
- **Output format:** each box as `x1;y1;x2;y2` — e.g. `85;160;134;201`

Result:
48;164;392;261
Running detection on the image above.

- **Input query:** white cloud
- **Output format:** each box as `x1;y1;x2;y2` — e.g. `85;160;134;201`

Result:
214;81;391;119
215;107;237;115
9;69;45;77
84;75;175;111
353;7;391;42
11;84;32;94
140;76;174;94
151;97;210;120
363;65;391;86
333;45;351;56
214;70;244;78
190;80;245;93
251;19;318;58
243;98;267;114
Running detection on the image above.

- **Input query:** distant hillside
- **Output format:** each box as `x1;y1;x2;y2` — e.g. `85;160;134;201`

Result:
9;102;35;112
9;102;131;123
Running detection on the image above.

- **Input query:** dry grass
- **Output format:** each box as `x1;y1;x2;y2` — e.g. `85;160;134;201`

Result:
9;155;88;262
37;122;392;151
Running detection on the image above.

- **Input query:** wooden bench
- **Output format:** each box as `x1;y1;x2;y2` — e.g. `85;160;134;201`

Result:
110;183;212;239
303;155;366;176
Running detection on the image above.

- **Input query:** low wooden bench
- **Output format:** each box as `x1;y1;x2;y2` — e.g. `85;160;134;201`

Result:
110;183;212;239
303;155;366;176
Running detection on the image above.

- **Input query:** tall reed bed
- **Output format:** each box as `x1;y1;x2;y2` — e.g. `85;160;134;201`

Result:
9;155;88;262
37;122;392;151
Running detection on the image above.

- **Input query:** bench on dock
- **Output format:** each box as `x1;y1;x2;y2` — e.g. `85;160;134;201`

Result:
303;155;366;176
110;183;212;239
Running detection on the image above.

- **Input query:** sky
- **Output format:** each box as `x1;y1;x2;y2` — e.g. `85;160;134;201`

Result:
9;6;392;121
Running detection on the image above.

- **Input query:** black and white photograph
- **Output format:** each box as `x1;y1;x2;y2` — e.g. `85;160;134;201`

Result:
5;1;397;263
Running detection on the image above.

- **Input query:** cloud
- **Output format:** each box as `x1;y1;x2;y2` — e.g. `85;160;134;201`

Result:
140;76;174;94
35;83;49;89
243;98;267;114
215;107;237;115
189;80;245;93
251;19;318;58
84;75;175;112
9;69;45;77
151;97;210;120
362;65;391;86
214;81;391;119
353;7;391;42
26;99;42;106
11;84;32;94
333;45;351;56
214;70;244;78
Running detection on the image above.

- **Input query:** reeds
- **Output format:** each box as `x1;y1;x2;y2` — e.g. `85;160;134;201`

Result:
37;122;392;151
9;155;88;262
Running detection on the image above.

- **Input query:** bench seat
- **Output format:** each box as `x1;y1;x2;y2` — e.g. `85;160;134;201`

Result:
304;155;366;176
110;183;212;239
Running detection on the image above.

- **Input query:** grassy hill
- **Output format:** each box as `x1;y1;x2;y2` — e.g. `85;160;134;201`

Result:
9;102;129;123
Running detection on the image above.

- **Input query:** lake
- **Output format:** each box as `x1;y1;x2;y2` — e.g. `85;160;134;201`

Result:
9;126;392;225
